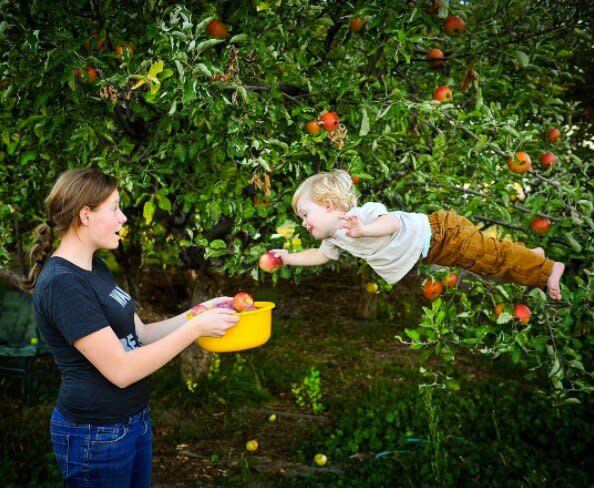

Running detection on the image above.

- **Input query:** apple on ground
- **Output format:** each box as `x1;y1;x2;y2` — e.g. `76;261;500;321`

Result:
314;453;328;466
246;440;258;452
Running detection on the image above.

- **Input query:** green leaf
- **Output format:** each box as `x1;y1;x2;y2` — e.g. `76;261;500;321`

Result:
516;50;529;68
359;108;370;137
143;200;156;225
148;60;164;80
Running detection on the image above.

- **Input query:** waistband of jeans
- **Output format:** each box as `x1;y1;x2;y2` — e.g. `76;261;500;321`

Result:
124;405;150;425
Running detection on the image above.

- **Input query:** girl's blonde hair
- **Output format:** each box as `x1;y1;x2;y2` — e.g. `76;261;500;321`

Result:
292;169;357;214
22;168;117;290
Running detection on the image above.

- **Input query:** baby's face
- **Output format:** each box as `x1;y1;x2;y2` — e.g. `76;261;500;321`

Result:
296;195;342;240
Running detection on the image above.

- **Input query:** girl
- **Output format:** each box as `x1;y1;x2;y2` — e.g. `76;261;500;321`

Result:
23;168;239;487
269;170;564;300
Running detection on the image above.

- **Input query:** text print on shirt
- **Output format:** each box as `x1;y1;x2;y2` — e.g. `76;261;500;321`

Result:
109;285;132;308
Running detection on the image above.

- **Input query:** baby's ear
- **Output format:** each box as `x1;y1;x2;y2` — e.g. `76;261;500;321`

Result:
324;198;336;211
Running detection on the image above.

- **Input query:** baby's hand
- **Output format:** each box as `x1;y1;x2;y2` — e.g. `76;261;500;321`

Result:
269;249;288;264
341;215;366;237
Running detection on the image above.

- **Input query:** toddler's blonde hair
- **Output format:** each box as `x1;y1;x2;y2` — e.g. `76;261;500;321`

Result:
292;169;357;214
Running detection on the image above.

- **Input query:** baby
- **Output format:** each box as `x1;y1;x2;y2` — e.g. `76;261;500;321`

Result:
269;170;564;300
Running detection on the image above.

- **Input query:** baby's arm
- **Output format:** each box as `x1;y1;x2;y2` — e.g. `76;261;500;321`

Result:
271;248;330;266
342;214;400;238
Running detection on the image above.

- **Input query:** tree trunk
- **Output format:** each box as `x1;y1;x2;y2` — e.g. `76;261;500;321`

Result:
356;274;378;319
179;265;228;385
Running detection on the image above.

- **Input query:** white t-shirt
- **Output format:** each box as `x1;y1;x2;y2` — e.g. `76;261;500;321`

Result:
319;202;431;284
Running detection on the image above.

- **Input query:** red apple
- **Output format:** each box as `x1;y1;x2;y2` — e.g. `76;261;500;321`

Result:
427;48;445;69
433;85;452;102
233;291;254;312
350;17;366;33
191;304;208;315
444;15;465;36
513;303;531;326
259;251;283;273
546;128;561;143
305;120;321;135
442;273;458;288
320;112;340;132
530;217;551;234
508;151;532;174
540;152;556;169
206;19;228;39
494;302;506;318
423;279;444;301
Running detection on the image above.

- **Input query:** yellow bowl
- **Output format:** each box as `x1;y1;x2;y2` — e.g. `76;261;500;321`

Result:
197;301;275;353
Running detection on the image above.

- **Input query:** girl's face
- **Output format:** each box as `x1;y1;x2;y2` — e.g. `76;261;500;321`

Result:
296;195;341;240
84;190;127;250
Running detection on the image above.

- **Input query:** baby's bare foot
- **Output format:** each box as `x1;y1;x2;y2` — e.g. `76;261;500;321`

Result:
532;247;545;257
547;262;565;300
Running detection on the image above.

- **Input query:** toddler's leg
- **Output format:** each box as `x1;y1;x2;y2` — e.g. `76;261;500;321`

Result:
426;210;563;299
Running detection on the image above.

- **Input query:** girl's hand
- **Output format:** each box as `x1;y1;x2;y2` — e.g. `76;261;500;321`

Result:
341;215;367;237
201;296;233;309
191;308;239;338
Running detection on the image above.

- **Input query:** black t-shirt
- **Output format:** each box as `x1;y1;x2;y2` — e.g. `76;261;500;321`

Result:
34;256;151;424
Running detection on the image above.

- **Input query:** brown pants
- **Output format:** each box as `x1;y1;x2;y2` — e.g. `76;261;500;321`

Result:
425;210;554;289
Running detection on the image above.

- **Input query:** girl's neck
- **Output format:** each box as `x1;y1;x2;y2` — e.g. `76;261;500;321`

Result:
52;231;95;271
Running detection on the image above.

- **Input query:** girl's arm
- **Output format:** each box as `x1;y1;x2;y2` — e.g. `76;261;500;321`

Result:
272;248;330;266
342;214;400;238
135;296;232;345
73;308;239;388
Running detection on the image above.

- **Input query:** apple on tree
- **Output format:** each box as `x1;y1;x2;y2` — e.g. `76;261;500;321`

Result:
206;19;228;39
444;15;466;36
350;17;366;33
433;85;452;102
320;112;340;132
427;48;445;69
423;279;443;301
530;217;551;234
546;128;561;143
514;303;531;325
540;152;556;169
508;151;532;174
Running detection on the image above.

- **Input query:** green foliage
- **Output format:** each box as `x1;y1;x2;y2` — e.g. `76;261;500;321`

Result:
299;379;594;486
1;1;593;398
291;366;325;414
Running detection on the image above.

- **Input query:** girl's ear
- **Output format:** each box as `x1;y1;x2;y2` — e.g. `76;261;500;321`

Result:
79;206;91;226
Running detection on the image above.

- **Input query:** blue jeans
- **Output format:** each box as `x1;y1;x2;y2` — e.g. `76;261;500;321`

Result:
50;406;152;487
